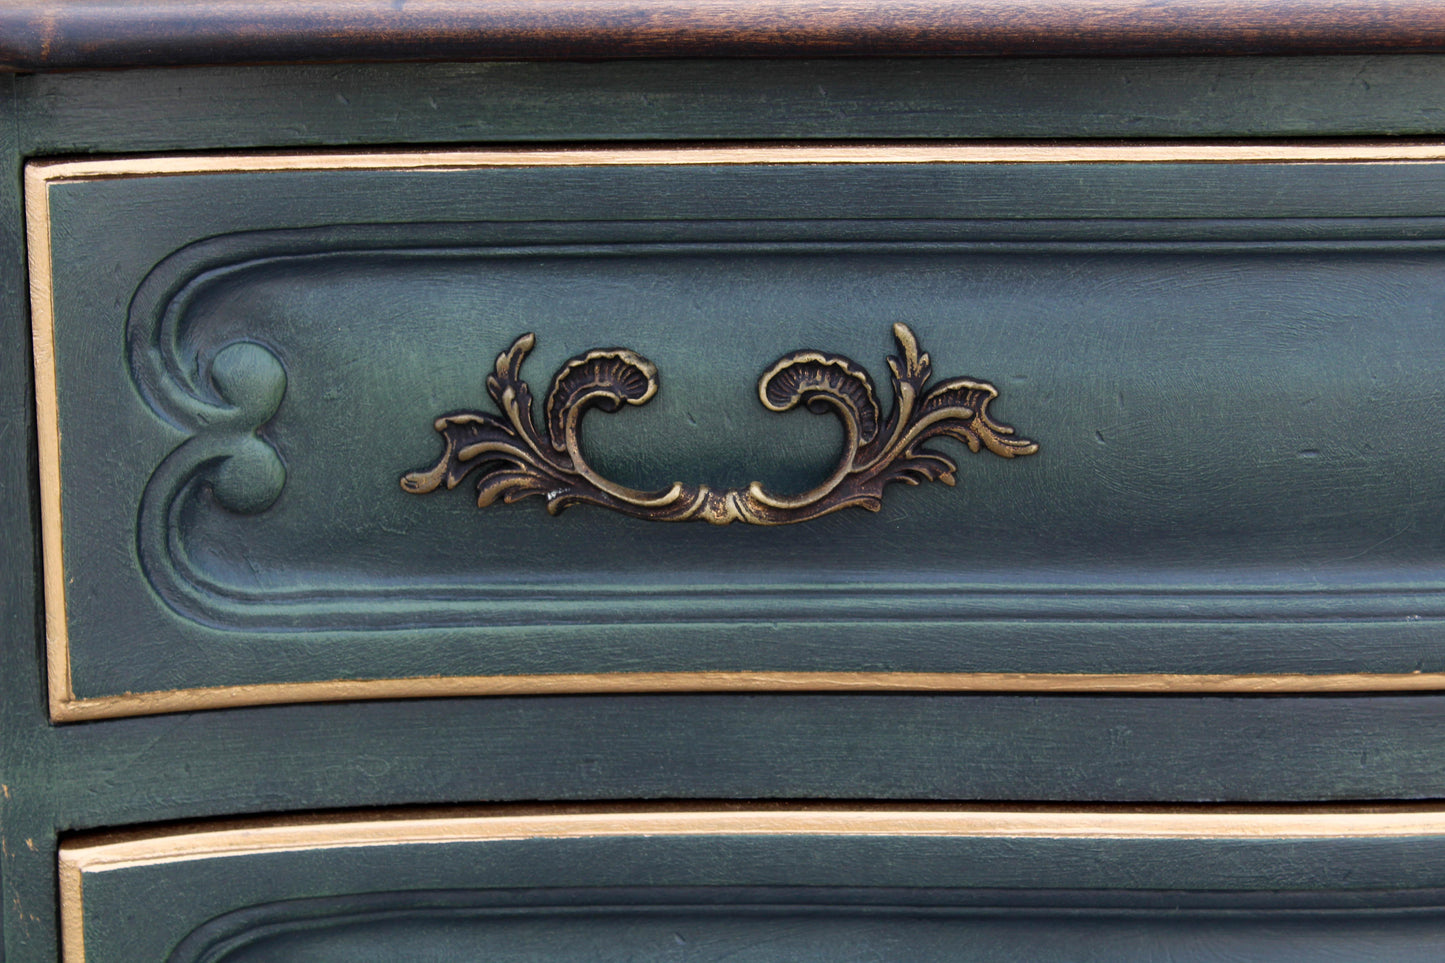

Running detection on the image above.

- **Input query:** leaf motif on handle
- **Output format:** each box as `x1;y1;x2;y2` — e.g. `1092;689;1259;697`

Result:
758;352;881;445
545;349;658;452
403;325;1036;525
918;379;1039;459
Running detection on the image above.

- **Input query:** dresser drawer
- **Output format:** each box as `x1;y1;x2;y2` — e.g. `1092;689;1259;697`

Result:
30;144;1445;720
12;22;1445;963
60;805;1445;963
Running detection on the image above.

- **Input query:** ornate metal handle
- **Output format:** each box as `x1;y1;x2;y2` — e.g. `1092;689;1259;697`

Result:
401;324;1036;525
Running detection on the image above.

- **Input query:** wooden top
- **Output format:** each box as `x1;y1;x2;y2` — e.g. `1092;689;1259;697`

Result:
4;0;1445;70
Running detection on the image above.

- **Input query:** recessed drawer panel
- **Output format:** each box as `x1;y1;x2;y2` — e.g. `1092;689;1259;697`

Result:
29;145;1445;719
60;807;1445;963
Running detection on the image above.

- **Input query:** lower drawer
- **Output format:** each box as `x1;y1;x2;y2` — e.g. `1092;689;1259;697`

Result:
62;806;1445;962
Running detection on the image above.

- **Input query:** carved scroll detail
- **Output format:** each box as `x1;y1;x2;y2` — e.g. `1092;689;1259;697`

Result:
402;324;1036;525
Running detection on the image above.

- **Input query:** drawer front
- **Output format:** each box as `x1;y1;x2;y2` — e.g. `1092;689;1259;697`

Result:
30;144;1445;719
60;806;1445;963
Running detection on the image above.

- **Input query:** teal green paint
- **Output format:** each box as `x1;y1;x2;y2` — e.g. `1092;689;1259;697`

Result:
19;57;1445;154
10;54;1445;963
1;67;50;963
39;160;1445;698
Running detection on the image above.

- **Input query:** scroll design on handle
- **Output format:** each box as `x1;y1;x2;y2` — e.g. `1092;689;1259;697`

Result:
401;324;1036;525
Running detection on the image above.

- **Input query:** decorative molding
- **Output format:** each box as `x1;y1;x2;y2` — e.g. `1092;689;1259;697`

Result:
45;670;1445;724
402;324;1036;525
29;143;1445;182
30;145;1445;721
60;804;1445;963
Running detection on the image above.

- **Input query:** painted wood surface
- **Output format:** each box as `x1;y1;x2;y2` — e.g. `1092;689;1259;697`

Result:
61;808;1445;962
6;0;1445;69
1;70;27;963
30;147;1445;715
20;57;1445;155
7;52;1445;962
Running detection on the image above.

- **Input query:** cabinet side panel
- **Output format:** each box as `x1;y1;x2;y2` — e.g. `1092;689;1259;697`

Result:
2;69;51;963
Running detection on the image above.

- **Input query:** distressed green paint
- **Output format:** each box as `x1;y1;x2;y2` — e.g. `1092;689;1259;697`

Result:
8;54;1445;963
36;158;1445;700
20;57;1445;154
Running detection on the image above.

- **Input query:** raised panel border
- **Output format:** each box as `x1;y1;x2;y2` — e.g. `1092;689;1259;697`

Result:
29;143;1445;722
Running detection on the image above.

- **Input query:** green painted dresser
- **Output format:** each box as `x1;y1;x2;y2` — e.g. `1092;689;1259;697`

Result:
9;2;1445;959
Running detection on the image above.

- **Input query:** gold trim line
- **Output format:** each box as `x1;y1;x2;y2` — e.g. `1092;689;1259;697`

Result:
49;670;1445;723
29;142;1445;183
25;161;73;712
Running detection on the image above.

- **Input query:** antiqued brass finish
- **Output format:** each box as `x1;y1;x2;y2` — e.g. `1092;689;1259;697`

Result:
402;323;1037;524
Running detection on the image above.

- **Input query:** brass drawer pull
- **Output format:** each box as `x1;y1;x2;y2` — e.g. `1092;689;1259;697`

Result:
402;324;1036;525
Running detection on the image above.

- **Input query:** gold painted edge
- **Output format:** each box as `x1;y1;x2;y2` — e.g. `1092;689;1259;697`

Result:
25;162;73;713
58;842;85;963
47;670;1445;722
29;142;1445;723
56;803;1445;963
26;142;1445;184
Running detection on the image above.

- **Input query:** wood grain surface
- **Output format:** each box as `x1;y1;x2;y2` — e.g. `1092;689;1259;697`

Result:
5;1;1445;70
